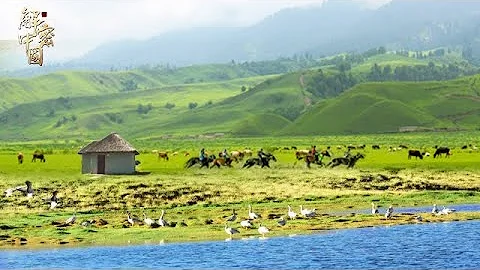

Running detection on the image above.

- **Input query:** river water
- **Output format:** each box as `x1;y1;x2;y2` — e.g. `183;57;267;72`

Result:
1;220;479;269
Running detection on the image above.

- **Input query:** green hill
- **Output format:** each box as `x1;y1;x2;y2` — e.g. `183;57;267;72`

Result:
280;76;480;135
1;50;479;140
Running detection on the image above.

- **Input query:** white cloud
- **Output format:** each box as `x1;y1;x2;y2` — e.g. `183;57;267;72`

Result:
0;0;389;62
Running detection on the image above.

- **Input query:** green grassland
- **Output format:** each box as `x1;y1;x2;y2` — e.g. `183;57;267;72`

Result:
281;76;480;135
1;49;476;141
1;133;480;247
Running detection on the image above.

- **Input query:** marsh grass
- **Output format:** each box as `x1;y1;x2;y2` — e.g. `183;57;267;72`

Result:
0;139;479;247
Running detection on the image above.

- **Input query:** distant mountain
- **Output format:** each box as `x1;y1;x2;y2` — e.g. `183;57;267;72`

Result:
58;0;480;70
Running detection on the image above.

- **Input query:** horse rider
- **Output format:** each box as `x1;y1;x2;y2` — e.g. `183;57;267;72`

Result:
258;148;267;166
311;145;318;162
222;149;229;160
199;148;206;163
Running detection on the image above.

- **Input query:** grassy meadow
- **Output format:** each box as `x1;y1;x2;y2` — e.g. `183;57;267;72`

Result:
1;132;480;248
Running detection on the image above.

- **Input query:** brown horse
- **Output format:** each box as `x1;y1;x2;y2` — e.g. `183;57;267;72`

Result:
17;152;24;164
230;151;245;163
158;152;169;161
210;157;233;168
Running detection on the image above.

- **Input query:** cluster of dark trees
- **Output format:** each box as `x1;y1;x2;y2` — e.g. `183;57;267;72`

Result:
367;62;478;82
305;69;358;98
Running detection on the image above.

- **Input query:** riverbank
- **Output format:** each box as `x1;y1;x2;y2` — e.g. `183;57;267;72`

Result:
1;158;480;248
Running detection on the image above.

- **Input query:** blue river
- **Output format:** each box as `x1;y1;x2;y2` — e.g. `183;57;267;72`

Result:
1;220;479;269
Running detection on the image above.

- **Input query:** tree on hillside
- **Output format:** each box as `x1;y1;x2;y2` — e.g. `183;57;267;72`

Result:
241;85;247;92
188;102;198;110
165;102;176;110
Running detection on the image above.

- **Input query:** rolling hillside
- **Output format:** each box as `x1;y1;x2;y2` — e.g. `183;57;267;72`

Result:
280;76;480;135
0;51;479;140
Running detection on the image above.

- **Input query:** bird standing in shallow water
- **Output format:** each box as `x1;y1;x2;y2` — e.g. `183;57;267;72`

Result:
371;202;379;215
224;223;240;240
432;204;439;215
385;205;394;219
258;224;270;238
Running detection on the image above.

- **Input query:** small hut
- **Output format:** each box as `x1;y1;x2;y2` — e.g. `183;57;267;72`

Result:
78;132;139;175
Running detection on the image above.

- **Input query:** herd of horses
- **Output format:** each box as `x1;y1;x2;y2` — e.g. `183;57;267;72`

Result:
17;151;46;164
180;149;365;169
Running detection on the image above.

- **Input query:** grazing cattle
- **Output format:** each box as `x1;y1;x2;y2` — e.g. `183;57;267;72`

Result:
327;153;365;169
184;152;190;157
434;147;451;158
372;145;380;150
243;153;277;169
184;154;216;169
230;151;245;163
172;152;179;156
157;152;169;161
408;150;423;160
32;152;46;162
347;145;356;150
357;144;366;149
399;145;408;149
291;146;297;150
461;145;468;150
283;147;290;150
17;152;24;164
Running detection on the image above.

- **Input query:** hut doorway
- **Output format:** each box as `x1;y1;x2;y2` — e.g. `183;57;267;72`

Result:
97;155;106;174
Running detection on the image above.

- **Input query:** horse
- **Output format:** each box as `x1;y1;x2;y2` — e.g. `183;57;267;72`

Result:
157;152;169;161
297;150;331;168
327;153;365;169
184;154;216;169
295;150;310;159
230;151;245;163
17;152;24;164
32;152;46;162
210;157;233;168
242;153;277;168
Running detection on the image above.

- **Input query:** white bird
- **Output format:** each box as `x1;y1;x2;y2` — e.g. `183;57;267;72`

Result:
50;191;58;210
277;216;286;227
225;224;240;239
287;205;297;220
248;205;261;220
16;181;34;198
414;215;423;222
226;209;237;222
65;213;76;225
440;206;456;215
258;223;270;237
240;219;253;229
371;202;379;215
4;187;17;197
157;210;169;227
300;205;316;218
143;213;155;226
385;205;394;219
432;204;439;215
126;211;141;226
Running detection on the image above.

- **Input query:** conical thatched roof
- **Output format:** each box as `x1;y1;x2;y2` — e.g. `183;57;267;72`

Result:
78;133;139;155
